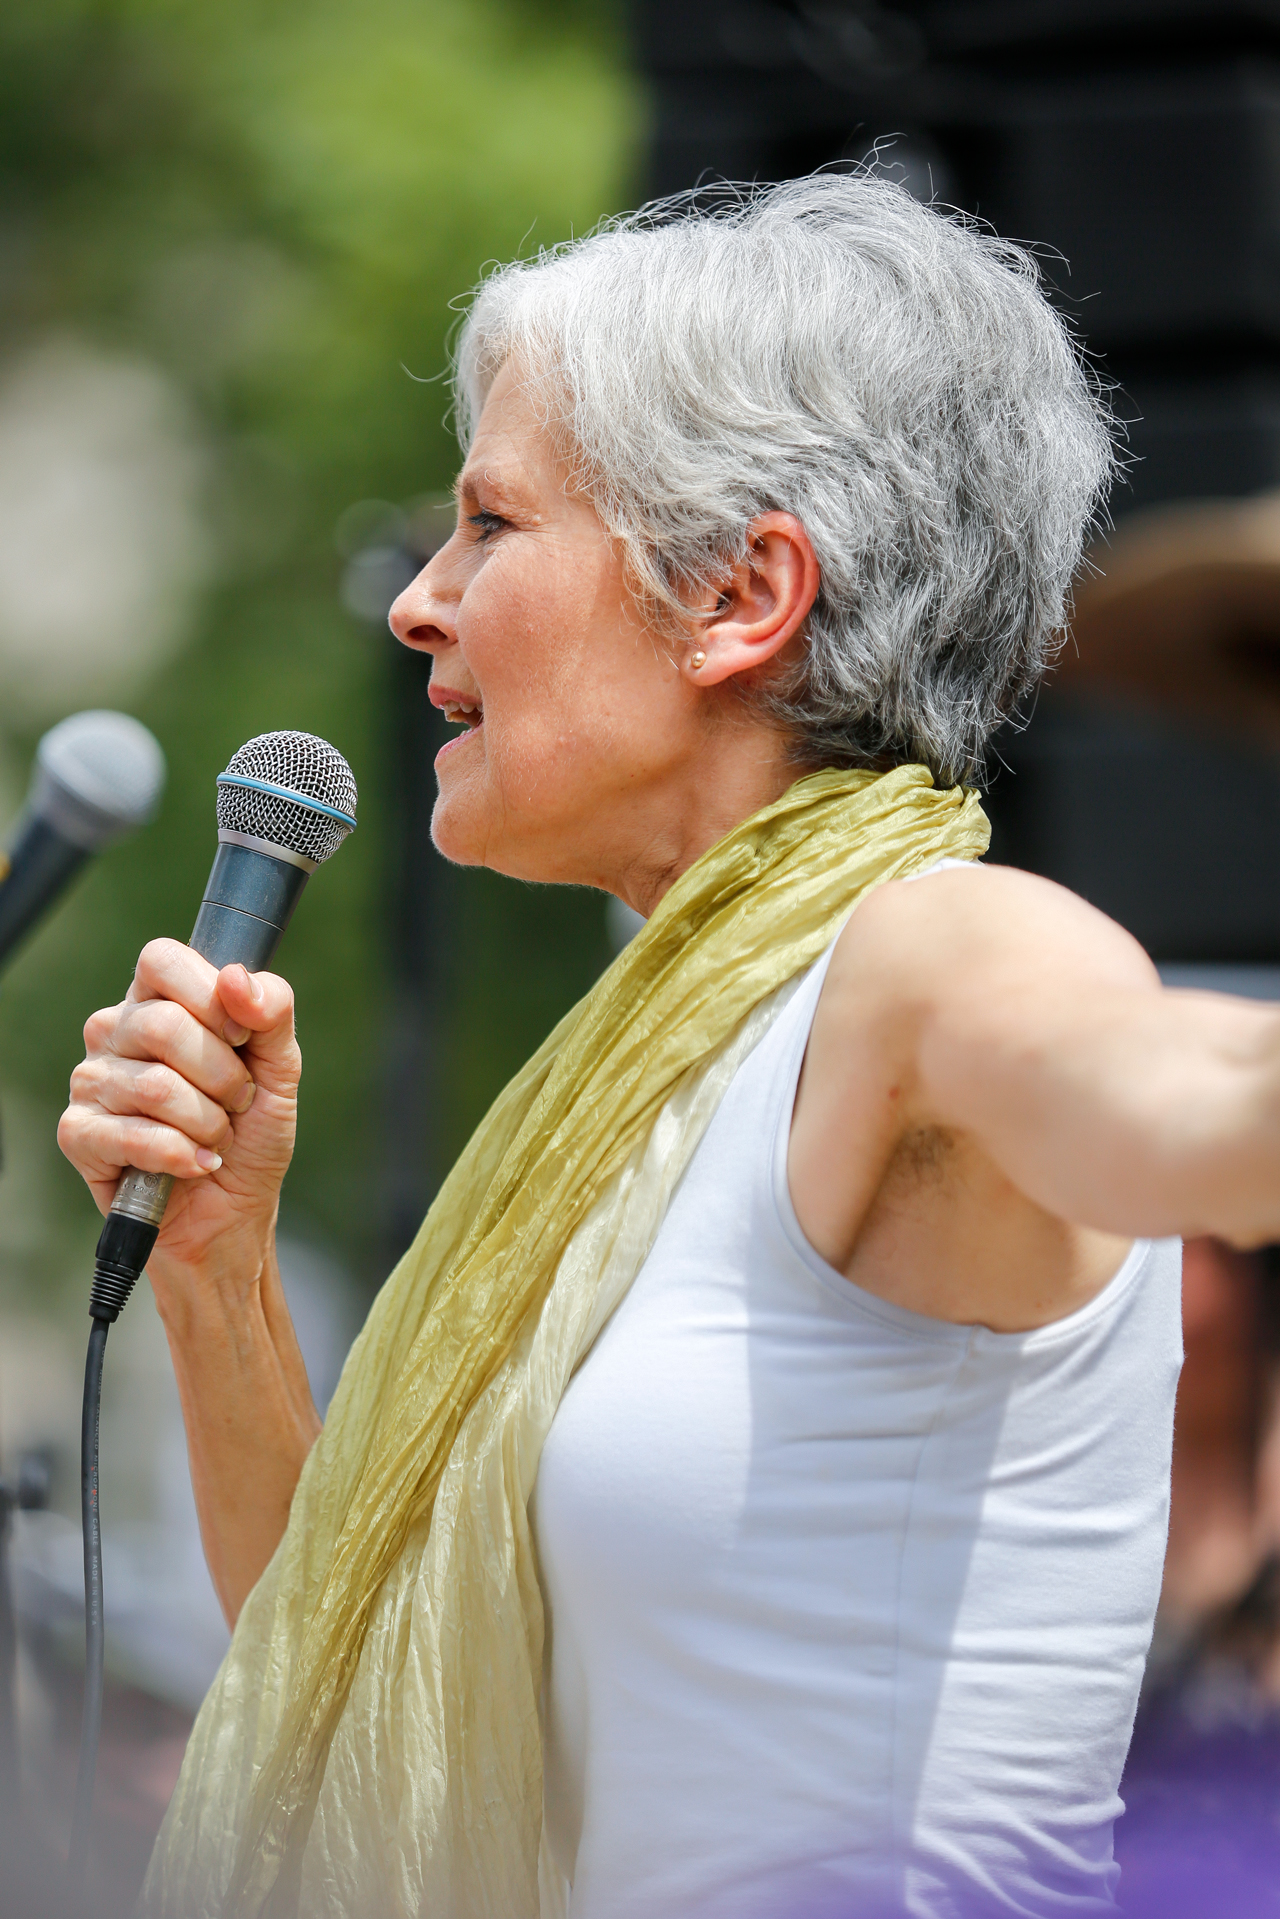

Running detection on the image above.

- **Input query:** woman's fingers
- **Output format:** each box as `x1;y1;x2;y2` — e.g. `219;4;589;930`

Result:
130;938;229;1017
110;940;298;1103
71;1055;242;1149
60;940;302;1230
129;943;295;1063
61;940;300;1209
107;996;257;1112
57;1105;225;1208
209;963;299;1098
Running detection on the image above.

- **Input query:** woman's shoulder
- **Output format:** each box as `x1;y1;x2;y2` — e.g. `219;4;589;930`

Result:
827;859;1160;1025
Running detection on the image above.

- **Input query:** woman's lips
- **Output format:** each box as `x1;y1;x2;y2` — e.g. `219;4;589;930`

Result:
430;684;484;768
435;720;483;767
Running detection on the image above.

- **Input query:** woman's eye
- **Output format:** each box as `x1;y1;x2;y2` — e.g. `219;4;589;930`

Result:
466;508;506;542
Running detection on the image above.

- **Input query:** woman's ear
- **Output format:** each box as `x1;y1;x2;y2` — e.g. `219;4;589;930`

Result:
681;513;820;688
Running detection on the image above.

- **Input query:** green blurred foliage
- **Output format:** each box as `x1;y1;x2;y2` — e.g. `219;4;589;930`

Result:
0;0;637;1302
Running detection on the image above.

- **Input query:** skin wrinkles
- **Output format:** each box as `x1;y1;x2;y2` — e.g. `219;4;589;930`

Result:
56;351;1280;1621
395;361;816;912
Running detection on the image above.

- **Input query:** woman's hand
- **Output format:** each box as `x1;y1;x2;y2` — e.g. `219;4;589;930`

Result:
58;938;299;1293
58;937;319;1625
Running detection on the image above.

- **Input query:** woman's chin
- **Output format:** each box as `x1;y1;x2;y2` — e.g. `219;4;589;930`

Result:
430;781;526;873
430;785;575;883
430;788;487;867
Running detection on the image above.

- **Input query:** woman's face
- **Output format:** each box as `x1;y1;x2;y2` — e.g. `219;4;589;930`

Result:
389;363;697;891
388;361;816;904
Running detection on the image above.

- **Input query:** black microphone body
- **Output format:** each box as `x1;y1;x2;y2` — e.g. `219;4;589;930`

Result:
0;710;166;974
192;841;311;966
0;817;90;965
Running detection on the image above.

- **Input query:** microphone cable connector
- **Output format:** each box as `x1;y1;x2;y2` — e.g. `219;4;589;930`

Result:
88;1211;161;1323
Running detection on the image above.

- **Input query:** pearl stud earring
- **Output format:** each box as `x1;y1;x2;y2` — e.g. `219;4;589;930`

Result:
689;649;707;670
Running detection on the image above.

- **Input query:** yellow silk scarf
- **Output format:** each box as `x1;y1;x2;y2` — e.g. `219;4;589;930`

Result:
140;764;989;1919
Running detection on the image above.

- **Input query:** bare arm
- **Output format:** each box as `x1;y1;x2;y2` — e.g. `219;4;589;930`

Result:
58;941;319;1625
921;947;1280;1248
793;864;1280;1322
903;870;1280;1246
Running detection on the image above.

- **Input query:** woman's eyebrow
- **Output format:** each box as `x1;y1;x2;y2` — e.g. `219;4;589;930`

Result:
454;466;520;509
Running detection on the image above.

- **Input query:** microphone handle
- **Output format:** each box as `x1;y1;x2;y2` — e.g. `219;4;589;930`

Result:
89;841;311;1322
0;814;90;973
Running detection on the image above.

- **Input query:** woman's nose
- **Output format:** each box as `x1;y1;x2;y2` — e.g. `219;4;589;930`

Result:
388;561;455;653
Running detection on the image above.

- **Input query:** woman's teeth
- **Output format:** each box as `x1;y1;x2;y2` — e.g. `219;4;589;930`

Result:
443;700;482;729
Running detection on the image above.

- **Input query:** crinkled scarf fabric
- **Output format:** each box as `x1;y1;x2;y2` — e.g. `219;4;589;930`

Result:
140;765;989;1919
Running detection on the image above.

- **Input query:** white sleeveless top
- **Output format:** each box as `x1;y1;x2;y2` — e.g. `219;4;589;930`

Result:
533;927;1183;1919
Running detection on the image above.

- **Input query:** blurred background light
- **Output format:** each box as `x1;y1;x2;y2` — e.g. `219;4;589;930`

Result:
0;340;209;721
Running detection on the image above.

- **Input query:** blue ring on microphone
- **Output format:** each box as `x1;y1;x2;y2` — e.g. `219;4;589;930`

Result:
216;773;357;829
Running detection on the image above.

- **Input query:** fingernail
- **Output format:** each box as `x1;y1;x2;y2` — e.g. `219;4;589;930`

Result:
195;1149;223;1172
247;971;264;1004
231;1078;256;1114
222;1019;251;1046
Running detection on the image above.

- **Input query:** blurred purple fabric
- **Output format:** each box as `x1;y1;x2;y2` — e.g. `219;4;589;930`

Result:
1117;1583;1280;1917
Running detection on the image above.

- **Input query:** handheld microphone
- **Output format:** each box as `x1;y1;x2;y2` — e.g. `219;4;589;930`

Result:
90;729;358;1323
69;729;356;1877
0;711;166;973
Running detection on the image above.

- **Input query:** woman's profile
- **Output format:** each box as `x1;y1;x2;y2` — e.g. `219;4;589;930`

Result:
58;174;1280;1917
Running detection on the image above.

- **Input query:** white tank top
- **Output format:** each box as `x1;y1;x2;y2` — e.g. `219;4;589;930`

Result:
533;930;1183;1919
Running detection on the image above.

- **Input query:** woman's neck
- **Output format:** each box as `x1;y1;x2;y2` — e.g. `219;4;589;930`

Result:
606;729;799;918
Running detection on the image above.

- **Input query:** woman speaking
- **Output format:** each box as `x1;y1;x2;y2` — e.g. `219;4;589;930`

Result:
59;175;1280;1917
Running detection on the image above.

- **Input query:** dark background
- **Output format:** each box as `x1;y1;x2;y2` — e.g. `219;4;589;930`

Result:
631;0;1280;961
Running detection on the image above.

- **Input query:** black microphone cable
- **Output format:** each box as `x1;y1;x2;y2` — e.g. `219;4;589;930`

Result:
68;1318;106;1881
66;730;357;1882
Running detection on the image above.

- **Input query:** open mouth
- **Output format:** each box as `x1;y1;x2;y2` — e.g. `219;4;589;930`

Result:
441;696;483;733
433;689;484;766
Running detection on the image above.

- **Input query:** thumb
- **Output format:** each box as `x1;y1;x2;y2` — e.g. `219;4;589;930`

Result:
215;962;299;1096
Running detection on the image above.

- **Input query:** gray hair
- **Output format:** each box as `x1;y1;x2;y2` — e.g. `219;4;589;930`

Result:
452;173;1117;786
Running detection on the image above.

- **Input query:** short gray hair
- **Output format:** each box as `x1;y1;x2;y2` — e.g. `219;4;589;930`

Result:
453;173;1116;786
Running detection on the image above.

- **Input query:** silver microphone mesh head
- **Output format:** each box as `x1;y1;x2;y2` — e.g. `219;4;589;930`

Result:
215;732;357;865
34;711;167;851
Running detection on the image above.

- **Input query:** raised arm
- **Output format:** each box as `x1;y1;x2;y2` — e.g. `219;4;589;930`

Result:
909;876;1280;1247
58;940;320;1625
792;864;1280;1323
